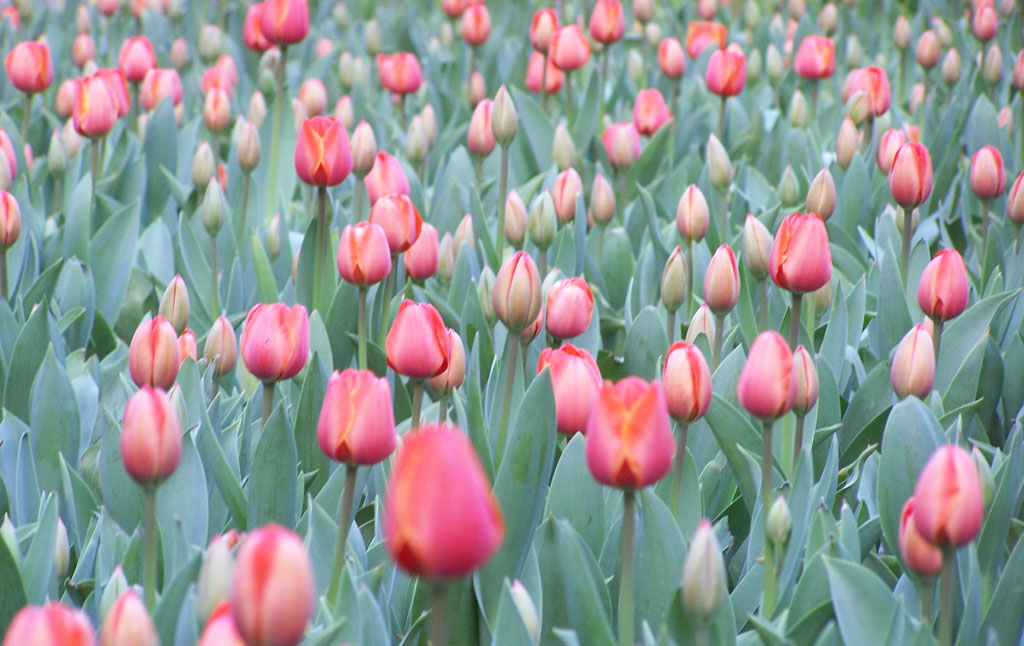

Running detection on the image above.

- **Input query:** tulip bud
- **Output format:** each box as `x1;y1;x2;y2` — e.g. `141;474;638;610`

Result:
232;120;261;173
681;520;727;622
494;251;543;333
706;133;732;191
100;590;158;646
590;174;616;226
170;38;189;70
766;496;792;546
941;48;961;86
0;191;21;249
248;91;267;128
741;215;772;280
477;266;496;324
529;191;557;250
0;157;9;193
1;515;17;563
970;145;1006;200
918;249;969;322
899;497;942;577
686;303;716;344
421;104;438;146
129;316;181;389
836;117;858;169
100;567;129;619
1013;51;1024;91
552;123;577;171
197;536;234;623
468;71;487;108
192;141;216;191
198;24;223;62
491;85;517;147
890;324;935;400
350;121;377;178
405;115;429;164
266;214;281;259
766;44;784;82
454;214;475;255
788;90;809;128
777;165;800;206
893;15;910;50
546;277;594;340
505;190;528;247
661;246;688;312
551;168;583;225
241;303;310;382
746;49;762;82
602;122;641;169
159;275;190;334
912;445;984;549
983;43;1003;85
806;168;836;219
676;185;709;242
663;341;712;422
318;368;396;464
791;346;819;416
842;34;863;68
404;223;439;281
1007;173;1024;225
6;604;96;646
737;331;796;420
121;386;182;485
204;315;238;379
438;233;456;281
703;245;740;315
916;31;941;69
201;178;227;237
386;301;450;379
54;518;69;578
845;90;871;126
970;446;995;509
586;377;673;488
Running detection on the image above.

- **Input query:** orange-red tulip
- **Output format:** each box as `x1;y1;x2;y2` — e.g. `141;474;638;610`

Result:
891;324;935;399
294;116;353;187
633;88;671;135
467;98;496;156
5;40;52;94
240;303;310;382
337;222;392;286
259;0;309;45
118;36;157;83
876;128;906;174
203;87;231;132
178;329;198;364
704;244;740;314
377;53;423;95
793;35;835;79
97;68;130;118
100;590;158;646
601;121;641;169
429;329;466;392
530;9;559;52
912;445;984;549
243;3;272;52
121;386;182;485
972;5;998;41
197;602;245;646
969;145;1006;199
917;249;968;321
706;46;746;96
546;277;594;339
588;0;625;44
526;51;564;94
537;344;603;434
1008;172;1024;225
3;603;95;646
659;38;686;78
889;142;934;209
73;74;119;138
317;368;396;464
129;316;181;389
676;184;709;241
769;212;832;294
552;167;583;223
737;331;796;421
899;497;943;576
0;190;21;249
72;34;95;70
441;0;465;18
139;68;183;111
843;66;892;116
369;193;422;253
685;21;727;58
386;300;450;379
461;3;490;46
365;151;410;205
791;345;819;416
550;25;591;71
404;221;439;280
662;341;712;423
493;251;542;333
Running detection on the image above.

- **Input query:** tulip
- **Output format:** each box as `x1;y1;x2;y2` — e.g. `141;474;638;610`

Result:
686;303;716;344
1014;50;1024;91
243;3;272;51
159;275;190;334
386;300;450;379
204;315;238;379
178;330;198;364
806;168;836;220
1008;173;1024;231
769;212;832;294
875;128;906;174
529;190;557;250
369;194;422;254
365;152;410;205
5;40;52;95
386;423;504;581
121;386;182;485
377;52;422;95
3;603;96;646
350;121;377;179
429;329;466;393
891;324;935;400
198;602;245;646
129;316;181;390
404;222;439;280
706;46;747;96
441;0;464;17
588;0;624;44
791;346;818;416
633;88;671;136
913;445;984;549
467;99;496;156
685;21;727;58
118;36;157;83
72;34;96;69
100;590;157;646
704;244;740;316
505;190;528;247
526;51;564;94
899;497;943;577
203;88;231;132
139;68;183;111
231;525;314;646
889;143;933;209
336;223;391;287
681;520;727;622
676;185;709;241
493;251;543;333
706;133;732;192
793;35;835;80
536;344;603;434
551;167;584;224
0;190;21;253
586;376;674;488
259;0;309;45
663;341;712;423
661;246;688;317
549;25;591;71
602;122;641;169
590;173;616;226
73;74;118;138
737;331;796;421
658;38;686;78
453;214;475;255
293;116;353;187
545;277;594;340
530;9;559;52
240;302;310;382
317;369;396;464
917;249;968;325
916;30;941;69
461;3;490;46
843;66;891;117
972;5;998;42
836;117;858;168
970;145;1005;200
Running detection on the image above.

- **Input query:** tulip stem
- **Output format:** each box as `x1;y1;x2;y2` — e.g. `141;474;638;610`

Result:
357;287;368;370
474;156;483;189
0;248;7;301
498;144;509;260
919;579;935;628
666;310;676;343
932;318;944;366
143;485;158;611
618;170;628;225
411;380;424;430
429;582;448;646
599;48;609;112
669;423;688;520
712;313;725;370
793;415;805;473
313;186;330;313
91;141;100;220
541;52;550;109
236;172;251;252
1016;226;1021;255
761;420;777;618
717;96;726;141
900;206;912;288
980;199;991;273
354;176;364;221
20;94;30;146
687;239;695;318
618;490;636;646
379;262;396;342
938;550;955;646
719;189;730;245
261;381;275;428
788;292;803;351
695;624;710;646
266;46;287;226
439;395;447;423
758;279;768;332
496;334;519;464
565;72;573;124
326;464;358;609
209;233;220;316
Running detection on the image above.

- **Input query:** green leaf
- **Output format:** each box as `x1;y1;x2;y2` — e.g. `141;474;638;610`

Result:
295;355;329;496
29;347;79;493
545;434;608;558
935;292;1014;393
246;401;298;528
197;419;248;530
153;552;201;646
823;557;899;646
0;535;26;636
90;199;141;321
63;175;92;264
4;304;60;423
250;231;280;303
491;579;537;646
665;587;737;646
143;99;179;217
623;306;669;379
634;490;686;634
155;433;208;577
838;362;892;464
979;534;1024;642
23;493;57;604
704;393;762;510
98;409;143;533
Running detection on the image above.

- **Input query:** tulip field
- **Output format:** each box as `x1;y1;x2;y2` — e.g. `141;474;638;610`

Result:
4;0;1024;644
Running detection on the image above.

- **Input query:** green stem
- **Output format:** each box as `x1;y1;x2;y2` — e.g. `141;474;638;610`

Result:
718;96;726;141
599;48;609;114
496;334;519;464
143;486;158;611
261;381;276;428
541;52;550;109
410;380;423;429
498;144;509;260
474;156;483;189
666;310;676;343
932;318;944;367
354;176;364;222
313;186;329;313
439;395;447;424
91;141;100;221
617;170;627;225
900;206;912;289
210;232;220;316
719;189;730;244
758;279;768;332
357;287;368;370
788;292;803;351
538;248;548;279
696;623;710;646
618;491;636;646
326;465;358;608
20;94;30;146
266;46;288;224
938;551;955;646
712;313;724;370
429;582;448;646
236;172;250;251
379;262;396;343
793;414;805;473
762;420;777;617
920;578;935;628
565;72;573;124
980;199;991;273
687;239;694;319
0;248;7;300
670;423;688;520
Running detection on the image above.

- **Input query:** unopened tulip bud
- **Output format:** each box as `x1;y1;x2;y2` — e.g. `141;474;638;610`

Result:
505;190;528;247
298;78;327;117
477;266;496;324
742;215;772;280
686;303;716;343
746;49;762;82
704;245;740;315
706;133;732;191
818;3;838;33
930;17;952;47
47;130;68;175
815;280;833;313
1007;173;1024;225
590;174;616;226
405;115;429;164
806;168;836;219
766;44;784;82
845;90;871;126
350;121;377;178
912;445;983;549
1;516;17;562
493;251;542;332
159;275;190;334
429;330;466;393
338;51;355;88
170;38;189;70
661;246;688;312
899;497;942;577
836;117;858;168
101;567;129;619
192;141;216;191
76;5;90;33
468;71;487;108
845;34;863;68
891;324;935;399
529;191;557;250
941;48;961;86
1013;51;1024;91
438;233;456;281
789;90;809;128
644;22;662;48
266;214;281;259
197;536;233;623
248;91;267;128
983;44;1003;85
916;31;941;69
778;165;800;205
421;103;438;146
234;119;260;172
100;590;158;646
792;346;819;416
681;520;727;622
204;315;238;378
198;24;223;61
552;123;577;171
970;145;1006;200
201;179;227;237
364;19;382;56
492;85;517;147
971;446;995;508
893;15;910;50
628;49;645;85
55;518;69;578
121;386;182;485
766;496;792;546
129;316;180;389
454;214;475;255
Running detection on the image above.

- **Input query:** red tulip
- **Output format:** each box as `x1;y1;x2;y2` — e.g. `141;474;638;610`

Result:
588;0;625;44
1008;172;1024;225
633;88;671;136
139;68;183;111
658;37;686;78
5;40;52;94
369;194;422;253
736;331;796;421
118;36;157;83
294;116;353;187
706;45;746;96
602;122;641;169
546;277;594;339
791;345;819;416
386;300;450;379
72;34;96;69
972;5;998;42
461;3;490;46
377;53;423;95
537;344;603;434
917;249;968;321
969;145;1006;199
530;9;559;52
912;445;984;549
203;88;231;132
441;0;465;18
891;323;935;399
385;424;505;578
259;0;309;45
3;603;95;646
685;21;727;58
129;316;181;389
404;221;439;280
243;4;272;52
585;377;674;489
493;251;543;333
96;68;130;119
876;128;906;174
197;602;245;646
318;369;396;464
0;128;15;180
843;66;892;117
100;590;158;646
551;167;583;223
178;329;198;364
889;142;934;209
662;341;712;423
240;303;310;382
231;525;314;646
703;244;740;314
73;74;119;138
121;386;182;485
526;51;565;94
899;497;943;577
0;190;20;249
769;212;832;294
337;222;392;286
429;329;466;392
467;98;496;156
365;151;410;205
793;35;835;80
550;25;591;71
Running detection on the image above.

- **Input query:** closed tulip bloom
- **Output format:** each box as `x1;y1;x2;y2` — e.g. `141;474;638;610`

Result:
385;424;504;577
875;128;906;174
461;4;490;46
1014;50;1024;91
5;40;52;94
318;369;396;464
602;122;641;169
0;190;21;249
537;344;603;434
467;99;496;156
889;142;934;209
386;300;450;378
100;590;157;646
350;121;377;177
441;0;465;18
493;251;542;332
676;185;709;241
243;3;272;51
505;190;528;246
204;315;238;378
377;52;423;95
741;215;772;280
917;249;968;321
129;316;181;389
805;168;836;220
633;88;671;135
658;37;685;78
681;520;727;622
546;277;594;339
972;5;998;42
3;603;96;646
586;377;674;489
769;212;832;294
1008;172;1024;224
259;0;309;45
203;88;231;132
707;134;732;189
552;167;584;224
337;222;392;286
369;194;422;253
969;145;1006;199
843;66;891;116
793;35;835;79
706;46;747;96
791;346;819;416
73;74;118;137
405;222;439;280
685;21;727;58
589;0;624;44
912;445;984;549
179;329;198;364
96;68;130;118
240;303;310;382
891;324;935;399
296;78;326;116
159;274;190;334
916;30;941;69
429;329;466;392
663;341;712;422
737;331;796;421
139;68;183;111
198;603;245;646
526;51;565;93
55;80;76;119
590;173;616;225
72;34;96;69
530;9;559;52
836;117;858;168
118;36;156;83
231;525;314;646
294;116;353;187
704;245;740;315
121;386;182;485
899;497;943;577
365;152;410;205
550;25;591;71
